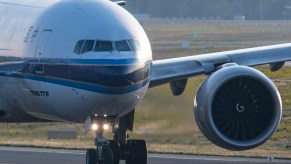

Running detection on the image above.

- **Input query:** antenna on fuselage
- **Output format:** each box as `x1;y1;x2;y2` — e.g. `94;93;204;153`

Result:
114;1;126;6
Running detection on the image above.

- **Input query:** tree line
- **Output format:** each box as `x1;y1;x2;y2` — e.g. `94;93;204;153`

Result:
124;0;291;20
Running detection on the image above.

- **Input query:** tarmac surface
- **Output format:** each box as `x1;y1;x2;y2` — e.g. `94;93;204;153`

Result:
0;146;290;164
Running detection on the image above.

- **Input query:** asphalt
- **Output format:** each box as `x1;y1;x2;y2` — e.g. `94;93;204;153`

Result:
0;146;290;164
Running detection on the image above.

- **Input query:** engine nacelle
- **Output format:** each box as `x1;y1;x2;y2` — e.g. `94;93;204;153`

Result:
194;64;282;151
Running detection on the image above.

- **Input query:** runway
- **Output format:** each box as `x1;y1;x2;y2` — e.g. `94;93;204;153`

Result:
0;146;290;164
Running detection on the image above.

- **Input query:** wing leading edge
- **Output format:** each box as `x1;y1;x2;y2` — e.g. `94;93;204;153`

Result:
150;43;291;87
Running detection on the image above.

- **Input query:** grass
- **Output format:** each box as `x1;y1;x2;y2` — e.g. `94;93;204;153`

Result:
0;20;291;158
146;20;291;60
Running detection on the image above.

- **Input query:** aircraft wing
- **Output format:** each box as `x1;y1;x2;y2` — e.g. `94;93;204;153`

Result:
150;43;291;87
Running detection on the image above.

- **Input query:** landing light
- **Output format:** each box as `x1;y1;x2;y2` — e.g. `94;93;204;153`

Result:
91;123;98;131
103;123;110;130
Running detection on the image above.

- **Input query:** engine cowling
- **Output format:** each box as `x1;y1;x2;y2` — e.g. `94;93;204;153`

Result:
194;64;282;151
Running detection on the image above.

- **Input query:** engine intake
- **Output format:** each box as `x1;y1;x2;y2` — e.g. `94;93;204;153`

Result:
194;64;282;150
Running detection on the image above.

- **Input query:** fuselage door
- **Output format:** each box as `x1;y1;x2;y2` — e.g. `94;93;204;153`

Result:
34;29;52;74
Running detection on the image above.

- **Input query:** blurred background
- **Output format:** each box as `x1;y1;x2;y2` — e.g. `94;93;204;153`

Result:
125;0;291;20
0;0;291;158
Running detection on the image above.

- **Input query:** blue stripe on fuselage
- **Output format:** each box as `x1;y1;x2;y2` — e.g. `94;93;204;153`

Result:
0;72;150;94
0;56;148;65
0;58;152;94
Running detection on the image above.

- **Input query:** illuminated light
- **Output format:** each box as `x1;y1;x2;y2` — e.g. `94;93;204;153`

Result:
103;123;110;130
91;123;98;131
104;114;107;117
94;114;97;116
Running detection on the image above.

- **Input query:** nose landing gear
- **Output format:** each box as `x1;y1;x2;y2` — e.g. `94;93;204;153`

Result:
86;116;114;164
86;147;114;164
85;110;148;164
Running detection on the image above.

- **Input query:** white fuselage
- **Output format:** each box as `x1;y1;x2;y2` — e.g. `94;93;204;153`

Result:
0;0;152;122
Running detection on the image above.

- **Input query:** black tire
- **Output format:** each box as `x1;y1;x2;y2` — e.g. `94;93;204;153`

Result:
109;140;120;164
125;140;147;164
86;149;97;164
99;146;114;164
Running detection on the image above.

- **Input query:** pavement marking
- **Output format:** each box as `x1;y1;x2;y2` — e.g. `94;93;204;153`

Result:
0;146;289;163
0;147;85;155
149;154;245;162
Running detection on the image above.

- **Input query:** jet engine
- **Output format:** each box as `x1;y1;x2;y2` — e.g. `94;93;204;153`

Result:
194;64;282;150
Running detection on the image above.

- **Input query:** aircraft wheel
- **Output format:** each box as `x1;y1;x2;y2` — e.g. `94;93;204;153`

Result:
109;140;120;164
86;149;97;164
125;140;147;164
98;146;114;164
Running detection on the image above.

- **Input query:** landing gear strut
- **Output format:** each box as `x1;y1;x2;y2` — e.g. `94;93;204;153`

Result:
85;110;148;164
86;116;114;164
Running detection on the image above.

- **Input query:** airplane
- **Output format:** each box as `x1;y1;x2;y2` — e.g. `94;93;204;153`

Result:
0;0;290;164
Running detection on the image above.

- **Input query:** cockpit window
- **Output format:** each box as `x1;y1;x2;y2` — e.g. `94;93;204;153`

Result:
115;40;131;51
74;40;85;54
128;39;140;51
81;40;95;54
94;41;113;52
74;39;140;54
